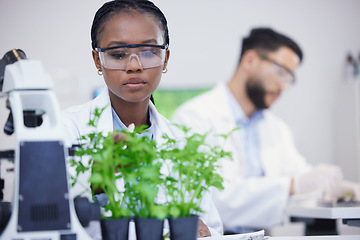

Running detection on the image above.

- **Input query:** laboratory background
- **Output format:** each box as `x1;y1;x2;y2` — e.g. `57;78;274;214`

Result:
0;0;360;236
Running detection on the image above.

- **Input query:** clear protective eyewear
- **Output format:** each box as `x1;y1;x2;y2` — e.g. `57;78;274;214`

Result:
259;54;296;85
95;44;168;70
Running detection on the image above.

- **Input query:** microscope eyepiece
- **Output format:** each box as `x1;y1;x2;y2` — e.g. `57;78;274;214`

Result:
0;49;27;92
1;49;29;135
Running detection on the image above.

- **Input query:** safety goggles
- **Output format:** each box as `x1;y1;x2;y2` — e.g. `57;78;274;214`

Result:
95;44;168;70
259;54;295;85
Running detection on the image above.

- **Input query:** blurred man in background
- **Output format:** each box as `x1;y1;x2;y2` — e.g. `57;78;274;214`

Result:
172;27;360;234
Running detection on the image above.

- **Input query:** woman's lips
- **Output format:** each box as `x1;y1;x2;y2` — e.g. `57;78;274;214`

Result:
123;78;147;89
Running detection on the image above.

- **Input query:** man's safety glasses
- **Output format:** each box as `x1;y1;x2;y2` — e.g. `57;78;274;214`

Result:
95;44;168;70
259;54;295;85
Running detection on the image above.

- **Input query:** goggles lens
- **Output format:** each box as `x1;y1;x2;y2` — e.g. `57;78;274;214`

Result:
270;64;294;84
96;44;167;70
258;53;295;85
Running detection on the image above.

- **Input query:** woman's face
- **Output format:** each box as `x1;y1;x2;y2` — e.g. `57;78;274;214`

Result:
92;12;169;104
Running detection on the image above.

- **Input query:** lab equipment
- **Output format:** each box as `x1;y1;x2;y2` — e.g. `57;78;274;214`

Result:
0;49;100;240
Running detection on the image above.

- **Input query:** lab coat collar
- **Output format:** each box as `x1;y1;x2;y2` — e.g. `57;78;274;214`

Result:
89;87;113;134
149;100;182;146
88;87;179;145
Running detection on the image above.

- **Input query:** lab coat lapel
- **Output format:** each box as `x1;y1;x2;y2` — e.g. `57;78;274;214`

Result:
89;89;176;139
149;101;179;145
89;87;113;134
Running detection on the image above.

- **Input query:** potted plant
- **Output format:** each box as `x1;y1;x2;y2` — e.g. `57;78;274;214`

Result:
159;124;233;240
70;106;167;240
70;107;234;240
117;127;167;240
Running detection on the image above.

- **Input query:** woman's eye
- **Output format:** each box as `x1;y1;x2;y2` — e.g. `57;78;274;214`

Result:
108;51;127;60
140;47;161;58
140;50;156;58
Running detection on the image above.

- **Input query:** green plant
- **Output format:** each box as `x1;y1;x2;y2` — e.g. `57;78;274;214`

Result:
70;106;167;219
69;106;235;220
160;124;234;218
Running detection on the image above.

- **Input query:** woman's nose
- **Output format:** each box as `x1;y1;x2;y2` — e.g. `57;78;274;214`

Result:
126;54;143;72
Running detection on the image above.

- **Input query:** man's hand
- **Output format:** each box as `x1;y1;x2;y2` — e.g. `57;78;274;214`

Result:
341;180;360;201
197;219;211;238
293;164;343;202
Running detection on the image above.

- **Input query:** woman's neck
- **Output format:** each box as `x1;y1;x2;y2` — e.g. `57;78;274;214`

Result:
110;95;150;128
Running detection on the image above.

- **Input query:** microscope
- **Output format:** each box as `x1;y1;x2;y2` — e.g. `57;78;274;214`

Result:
0;49;99;240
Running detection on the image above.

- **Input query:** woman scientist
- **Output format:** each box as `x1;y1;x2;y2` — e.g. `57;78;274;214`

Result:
61;0;223;239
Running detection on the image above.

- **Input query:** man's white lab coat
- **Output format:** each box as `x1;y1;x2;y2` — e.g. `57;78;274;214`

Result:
62;87;223;239
172;82;311;232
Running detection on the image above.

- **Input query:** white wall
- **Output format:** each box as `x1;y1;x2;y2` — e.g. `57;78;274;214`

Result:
154;0;360;181
0;0;359;183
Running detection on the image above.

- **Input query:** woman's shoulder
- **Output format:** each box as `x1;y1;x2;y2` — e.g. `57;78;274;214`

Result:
62;100;94;126
62;88;111;145
63;88;109;124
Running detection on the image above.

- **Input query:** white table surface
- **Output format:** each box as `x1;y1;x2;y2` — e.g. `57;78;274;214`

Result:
200;235;360;240
286;201;360;219
270;236;359;240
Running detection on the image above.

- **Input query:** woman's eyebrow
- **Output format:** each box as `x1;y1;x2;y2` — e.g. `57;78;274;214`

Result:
106;41;126;47
142;39;158;44
106;39;159;47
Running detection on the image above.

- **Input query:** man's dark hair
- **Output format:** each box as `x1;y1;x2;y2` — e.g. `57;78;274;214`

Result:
239;27;303;63
91;0;169;50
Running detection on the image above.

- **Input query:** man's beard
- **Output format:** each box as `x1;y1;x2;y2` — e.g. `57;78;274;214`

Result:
245;79;268;110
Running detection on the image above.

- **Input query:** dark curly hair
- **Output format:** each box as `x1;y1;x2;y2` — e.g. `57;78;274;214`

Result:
91;0;169;50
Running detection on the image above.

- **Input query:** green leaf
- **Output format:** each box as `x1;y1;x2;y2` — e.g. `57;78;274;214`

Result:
88;173;102;184
169;206;181;218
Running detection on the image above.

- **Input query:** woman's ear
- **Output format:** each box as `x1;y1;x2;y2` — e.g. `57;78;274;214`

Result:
163;49;170;71
92;50;102;71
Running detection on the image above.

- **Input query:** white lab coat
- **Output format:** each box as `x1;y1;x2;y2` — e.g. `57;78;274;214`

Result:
172;82;312;232
62;87;223;239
